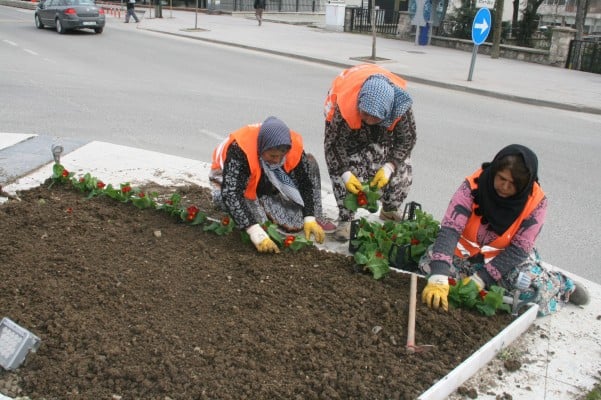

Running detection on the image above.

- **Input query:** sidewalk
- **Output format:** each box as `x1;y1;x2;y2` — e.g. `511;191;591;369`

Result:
2;133;600;400
129;9;601;115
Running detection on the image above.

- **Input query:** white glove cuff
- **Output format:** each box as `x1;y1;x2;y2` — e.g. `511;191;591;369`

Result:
471;274;485;290
303;216;316;223
382;162;395;178
428;274;449;285
246;224;269;246
341;171;353;184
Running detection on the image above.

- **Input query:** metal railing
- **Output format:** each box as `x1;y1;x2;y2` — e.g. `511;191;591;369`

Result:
346;7;401;36
223;0;324;12
566;39;601;74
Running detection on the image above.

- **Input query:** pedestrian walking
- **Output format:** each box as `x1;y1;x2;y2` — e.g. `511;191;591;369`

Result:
253;0;265;26
125;0;140;23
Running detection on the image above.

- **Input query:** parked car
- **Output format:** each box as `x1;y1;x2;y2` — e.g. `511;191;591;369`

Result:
35;0;105;34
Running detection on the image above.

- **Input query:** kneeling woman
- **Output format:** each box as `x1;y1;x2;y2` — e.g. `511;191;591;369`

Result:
420;144;588;316
209;116;333;253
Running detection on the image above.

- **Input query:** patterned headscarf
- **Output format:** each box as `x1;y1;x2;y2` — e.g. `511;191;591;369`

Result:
358;74;413;128
258;116;291;154
257;117;304;206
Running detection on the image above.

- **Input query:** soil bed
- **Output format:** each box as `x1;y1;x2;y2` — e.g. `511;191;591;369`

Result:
0;183;513;400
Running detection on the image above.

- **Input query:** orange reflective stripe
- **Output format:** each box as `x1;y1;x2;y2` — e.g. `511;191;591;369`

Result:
324;64;407;130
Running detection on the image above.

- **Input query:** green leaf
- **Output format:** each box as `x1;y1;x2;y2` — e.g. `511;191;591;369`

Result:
343;193;359;212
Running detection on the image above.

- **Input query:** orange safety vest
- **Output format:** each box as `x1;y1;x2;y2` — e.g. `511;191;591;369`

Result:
455;169;545;263
324;64;408;131
211;123;304;200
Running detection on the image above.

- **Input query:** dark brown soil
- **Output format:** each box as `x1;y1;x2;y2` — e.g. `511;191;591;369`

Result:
0;183;513;400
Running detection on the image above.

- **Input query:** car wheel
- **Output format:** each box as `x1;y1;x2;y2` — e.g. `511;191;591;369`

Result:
35;14;44;29
94;27;103;34
56;18;65;34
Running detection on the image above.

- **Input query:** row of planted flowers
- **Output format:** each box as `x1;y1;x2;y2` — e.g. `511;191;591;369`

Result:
50;163;313;251
50;164;511;315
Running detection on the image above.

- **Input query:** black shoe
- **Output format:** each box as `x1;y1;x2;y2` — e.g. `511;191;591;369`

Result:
569;282;590;306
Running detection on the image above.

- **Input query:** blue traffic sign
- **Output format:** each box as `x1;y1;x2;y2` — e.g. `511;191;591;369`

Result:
471;8;491;45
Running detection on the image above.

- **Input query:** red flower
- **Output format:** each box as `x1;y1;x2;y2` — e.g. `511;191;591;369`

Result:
375;251;383;258
410;238;420;245
79;177;85;183
138;192;145;198
165;200;173;205
122;185;132;194
284;235;295;247
221;216;230;226
356;191;368;206
97;181;105;189
448;277;457;286
479;290;488;300
186;205;199;221
62;169;69;177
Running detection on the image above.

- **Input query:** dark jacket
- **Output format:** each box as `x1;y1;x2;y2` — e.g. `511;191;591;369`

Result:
253;0;265;9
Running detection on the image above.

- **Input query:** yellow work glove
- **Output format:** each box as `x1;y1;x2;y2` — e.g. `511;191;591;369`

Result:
462;273;485;290
341;171;362;194
370;162;395;189
303;216;325;244
246;224;280;254
422;274;450;312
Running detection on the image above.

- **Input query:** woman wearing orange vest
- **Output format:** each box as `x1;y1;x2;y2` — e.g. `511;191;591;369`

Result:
323;64;417;242
420;144;589;316
209;116;332;253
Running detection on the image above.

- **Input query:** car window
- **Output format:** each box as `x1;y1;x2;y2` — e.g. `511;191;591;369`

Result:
78;0;95;4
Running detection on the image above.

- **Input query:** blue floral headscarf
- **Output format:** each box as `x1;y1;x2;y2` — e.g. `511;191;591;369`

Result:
358;74;413;128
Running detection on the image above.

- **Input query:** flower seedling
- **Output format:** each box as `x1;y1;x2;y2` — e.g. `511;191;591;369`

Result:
350;210;440;280
344;182;380;213
448;278;511;316
182;205;206;225
203;215;236;235
282;234;312;252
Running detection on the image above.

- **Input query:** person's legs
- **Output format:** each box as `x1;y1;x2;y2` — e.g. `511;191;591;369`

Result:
133;10;139;22
260;194;303;233
125;8;130;22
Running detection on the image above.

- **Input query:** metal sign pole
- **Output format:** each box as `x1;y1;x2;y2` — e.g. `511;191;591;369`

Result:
467;8;491;82
467;45;478;81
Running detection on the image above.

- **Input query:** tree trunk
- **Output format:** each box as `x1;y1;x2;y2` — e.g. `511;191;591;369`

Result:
574;0;590;40
371;0;377;59
491;0;504;58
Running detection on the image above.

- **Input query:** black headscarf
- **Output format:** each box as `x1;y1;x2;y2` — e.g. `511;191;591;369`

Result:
473;144;539;235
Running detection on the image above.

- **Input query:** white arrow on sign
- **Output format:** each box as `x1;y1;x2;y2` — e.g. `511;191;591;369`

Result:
474;18;489;34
